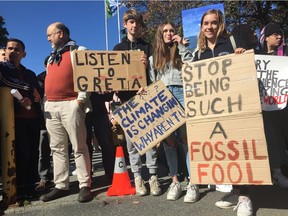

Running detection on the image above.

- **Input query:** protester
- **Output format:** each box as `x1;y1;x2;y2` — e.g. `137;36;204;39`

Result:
84;92;115;182
113;8;161;196
208;23;261;195
40;22;92;203
4;38;42;199
0;48;7;62
231;24;261;52
148;21;199;203
35;56;54;191
193;9;252;216
259;23;288;188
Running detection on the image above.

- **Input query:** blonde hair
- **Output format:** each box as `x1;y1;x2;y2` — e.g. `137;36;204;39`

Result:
197;9;230;52
153;21;182;71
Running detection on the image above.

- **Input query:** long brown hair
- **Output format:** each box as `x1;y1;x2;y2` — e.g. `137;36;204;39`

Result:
153;21;182;71
197;9;230;52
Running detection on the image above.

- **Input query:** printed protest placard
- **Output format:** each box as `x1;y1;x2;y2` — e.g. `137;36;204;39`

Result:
256;55;288;111
71;50;147;92
113;80;186;155
183;50;271;185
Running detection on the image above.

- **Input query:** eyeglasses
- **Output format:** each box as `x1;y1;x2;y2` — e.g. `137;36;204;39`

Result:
163;29;175;33
47;31;61;39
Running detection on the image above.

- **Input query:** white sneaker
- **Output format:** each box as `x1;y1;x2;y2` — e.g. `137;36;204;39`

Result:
167;182;182;200
149;175;161;196
273;169;288;189
233;196;253;216
215;191;238;209
215;184;233;193
184;183;200;203
134;176;147;196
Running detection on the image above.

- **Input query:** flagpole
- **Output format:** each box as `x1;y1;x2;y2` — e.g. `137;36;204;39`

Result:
104;0;109;50
117;0;121;43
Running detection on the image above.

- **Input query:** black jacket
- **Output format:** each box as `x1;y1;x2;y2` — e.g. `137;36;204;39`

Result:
194;36;243;61
89;92;114;116
113;37;152;101
0;62;33;93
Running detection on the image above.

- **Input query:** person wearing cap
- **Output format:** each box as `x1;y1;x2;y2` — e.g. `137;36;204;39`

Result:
260;23;288;189
260;23;288;56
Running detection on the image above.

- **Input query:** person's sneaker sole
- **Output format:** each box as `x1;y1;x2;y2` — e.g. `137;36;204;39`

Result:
215;200;236;209
167;193;181;201
184;197;198;203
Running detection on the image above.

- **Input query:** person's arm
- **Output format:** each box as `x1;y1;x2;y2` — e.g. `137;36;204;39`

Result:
73;45;91;110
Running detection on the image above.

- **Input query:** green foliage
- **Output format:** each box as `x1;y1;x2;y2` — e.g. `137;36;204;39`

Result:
124;0;288;43
0;16;9;47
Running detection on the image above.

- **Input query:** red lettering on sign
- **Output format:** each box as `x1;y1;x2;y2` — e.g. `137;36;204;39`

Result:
212;163;224;184
190;142;201;160
203;142;213;161
198;163;209;183
227;162;242;184
246;162;263;184
252;140;267;160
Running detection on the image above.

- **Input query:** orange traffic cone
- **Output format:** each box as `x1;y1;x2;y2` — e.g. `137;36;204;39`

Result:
107;146;136;196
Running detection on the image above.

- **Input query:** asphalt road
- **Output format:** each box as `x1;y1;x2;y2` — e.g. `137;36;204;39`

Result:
2;150;288;216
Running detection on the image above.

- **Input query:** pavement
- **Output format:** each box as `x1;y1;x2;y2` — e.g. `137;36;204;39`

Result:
1;149;288;216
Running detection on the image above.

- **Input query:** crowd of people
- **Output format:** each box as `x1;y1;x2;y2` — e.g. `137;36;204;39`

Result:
0;7;288;216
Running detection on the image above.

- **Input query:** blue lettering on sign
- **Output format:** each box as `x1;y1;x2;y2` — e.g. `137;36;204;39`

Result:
121;96;179;128
132;111;184;152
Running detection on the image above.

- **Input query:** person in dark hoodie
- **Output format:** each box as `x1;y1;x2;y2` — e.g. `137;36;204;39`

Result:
4;38;42;200
113;8;161;196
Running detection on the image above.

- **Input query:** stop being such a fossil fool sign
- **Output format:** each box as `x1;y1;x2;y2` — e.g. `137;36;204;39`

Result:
182;50;271;185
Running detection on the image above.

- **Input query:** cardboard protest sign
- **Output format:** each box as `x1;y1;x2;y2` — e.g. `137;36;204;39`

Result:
183;50;271;185
256;55;288;111
71;50;147;92
113;80;186;155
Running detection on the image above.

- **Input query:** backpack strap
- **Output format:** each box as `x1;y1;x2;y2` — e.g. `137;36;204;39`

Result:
229;35;237;51
198;36;236;60
197;50;201;60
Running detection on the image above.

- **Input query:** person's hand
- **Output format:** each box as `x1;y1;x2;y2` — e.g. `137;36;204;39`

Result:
33;89;41;102
172;35;182;45
99;91;112;95
20;97;32;108
136;87;147;98
182;38;190;47
235;48;246;54
77;100;85;110
140;53;147;66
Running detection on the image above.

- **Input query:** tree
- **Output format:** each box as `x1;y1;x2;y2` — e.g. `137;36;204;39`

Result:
123;0;288;43
0;16;9;47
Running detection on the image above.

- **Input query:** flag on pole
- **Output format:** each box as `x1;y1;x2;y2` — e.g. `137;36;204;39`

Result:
105;0;122;18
